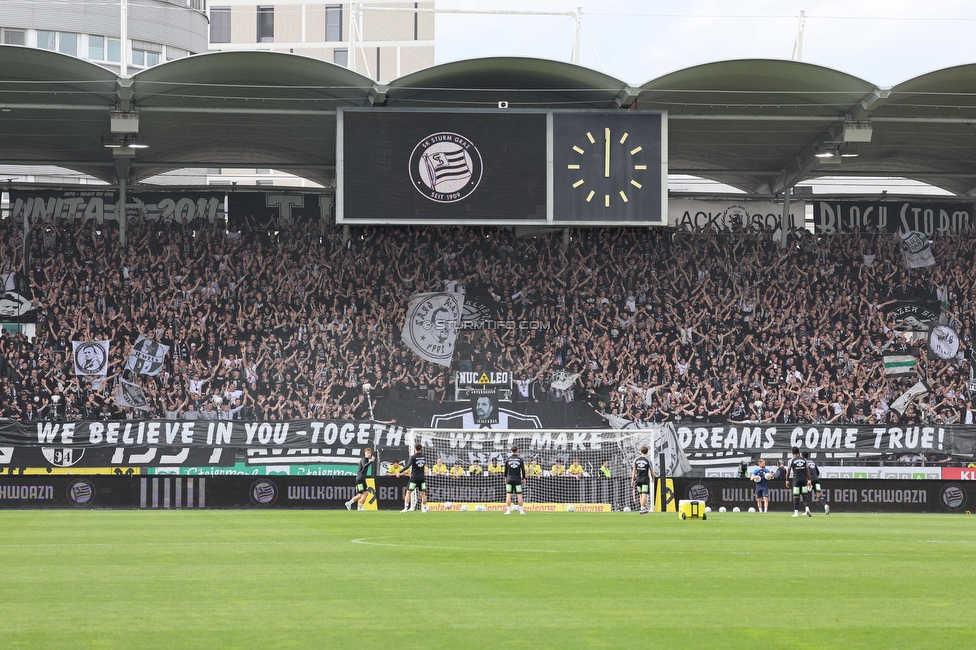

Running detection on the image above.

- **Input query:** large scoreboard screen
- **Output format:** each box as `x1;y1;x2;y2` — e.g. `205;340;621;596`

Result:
337;108;667;226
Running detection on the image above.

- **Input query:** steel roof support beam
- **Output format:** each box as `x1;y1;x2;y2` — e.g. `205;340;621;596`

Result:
757;88;891;196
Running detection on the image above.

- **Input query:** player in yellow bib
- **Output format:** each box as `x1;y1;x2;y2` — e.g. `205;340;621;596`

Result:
567;459;584;480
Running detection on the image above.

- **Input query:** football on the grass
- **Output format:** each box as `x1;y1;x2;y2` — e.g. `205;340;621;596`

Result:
444;502;453;510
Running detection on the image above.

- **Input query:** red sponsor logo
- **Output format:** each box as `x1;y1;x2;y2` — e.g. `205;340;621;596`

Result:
941;468;976;480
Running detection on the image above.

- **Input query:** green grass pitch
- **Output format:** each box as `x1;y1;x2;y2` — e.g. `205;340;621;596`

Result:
0;510;973;649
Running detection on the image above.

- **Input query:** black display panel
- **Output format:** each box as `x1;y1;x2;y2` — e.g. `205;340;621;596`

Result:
552;111;666;225
338;109;548;224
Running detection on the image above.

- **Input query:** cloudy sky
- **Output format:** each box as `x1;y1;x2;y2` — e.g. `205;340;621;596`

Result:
434;0;976;86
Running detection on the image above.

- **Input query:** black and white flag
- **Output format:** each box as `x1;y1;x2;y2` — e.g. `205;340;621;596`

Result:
72;341;110;376
890;381;930;416
401;292;465;367
928;324;960;361
115;380;150;411
124;336;169;376
549;369;580;391
900;230;936;268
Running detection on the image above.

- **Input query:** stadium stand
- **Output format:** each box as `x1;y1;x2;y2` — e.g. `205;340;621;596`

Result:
0;213;973;428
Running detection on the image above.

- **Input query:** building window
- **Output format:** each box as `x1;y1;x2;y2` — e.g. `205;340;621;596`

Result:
58;32;77;56
256;169;272;175
333;48;348;67
257;6;274;43
326;5;342;41
167;46;188;61
107;38;121;63
37;31;57;51
2;29;26;46
210;6;231;43
207;168;222;175
131;46;161;67
89;35;105;60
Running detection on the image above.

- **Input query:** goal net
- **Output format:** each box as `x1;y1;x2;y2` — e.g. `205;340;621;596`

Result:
406;426;684;512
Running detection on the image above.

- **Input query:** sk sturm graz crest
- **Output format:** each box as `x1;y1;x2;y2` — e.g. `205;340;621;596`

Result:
402;293;464;366
66;479;95;507
409;132;483;203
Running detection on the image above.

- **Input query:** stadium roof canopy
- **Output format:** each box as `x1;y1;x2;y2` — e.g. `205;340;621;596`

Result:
3;45;976;195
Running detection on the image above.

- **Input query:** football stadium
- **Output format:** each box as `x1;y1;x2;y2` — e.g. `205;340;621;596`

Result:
2;1;976;647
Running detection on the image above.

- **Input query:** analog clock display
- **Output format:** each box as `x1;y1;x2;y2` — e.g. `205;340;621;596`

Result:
552;112;665;224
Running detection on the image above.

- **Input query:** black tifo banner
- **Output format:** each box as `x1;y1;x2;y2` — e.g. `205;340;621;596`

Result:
226;192;328;228
0;403;599;474
7;190;329;227
0;476;408;510
8;190;226;224
0;419;973;471
814;199;974;235
673;478;974;513
674;423;976;457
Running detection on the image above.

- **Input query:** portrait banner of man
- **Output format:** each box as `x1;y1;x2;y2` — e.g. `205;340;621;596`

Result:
72;340;110;376
471;390;499;426
0;290;36;323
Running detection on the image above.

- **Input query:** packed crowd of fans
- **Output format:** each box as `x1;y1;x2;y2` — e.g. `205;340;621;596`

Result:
0;212;974;425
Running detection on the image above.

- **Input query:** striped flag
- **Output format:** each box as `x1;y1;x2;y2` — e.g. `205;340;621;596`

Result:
883;353;917;377
422;148;471;189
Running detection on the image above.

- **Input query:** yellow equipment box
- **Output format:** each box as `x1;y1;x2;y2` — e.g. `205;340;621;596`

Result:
678;499;707;520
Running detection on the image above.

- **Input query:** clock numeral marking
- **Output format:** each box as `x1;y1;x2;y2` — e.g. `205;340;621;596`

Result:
605;128;611;178
604;194;610;208
619;191;629;203
634;164;647;170
619;132;629;144
586;132;595;144
585;191;595;202
567;164;580;170
573;146;585;154
572;179;585;188
630;146;643;155
631;180;642;189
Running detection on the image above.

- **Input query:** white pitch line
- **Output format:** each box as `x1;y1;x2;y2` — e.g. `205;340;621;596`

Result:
348;536;947;558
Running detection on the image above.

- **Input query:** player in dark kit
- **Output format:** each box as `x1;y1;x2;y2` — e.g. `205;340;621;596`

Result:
345;447;374;511
504;445;527;515
786;446;812;517
632;445;655;514
802;451;829;515
398;442;428;513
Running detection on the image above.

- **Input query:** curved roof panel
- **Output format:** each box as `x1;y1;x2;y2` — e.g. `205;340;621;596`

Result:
131;50;375;108
0;46;117;181
639;59;876;116
5;48;976;195
850;63;976;195
130;51;376;185
385;56;628;108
